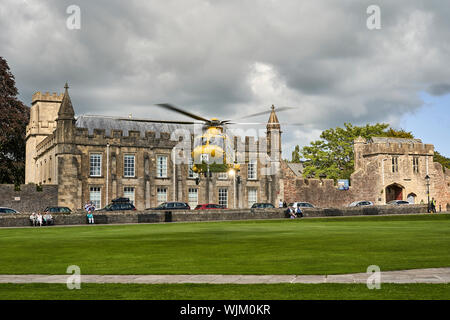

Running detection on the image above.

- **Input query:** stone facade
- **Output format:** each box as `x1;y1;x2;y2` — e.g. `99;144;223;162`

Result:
0;184;58;212
25;85;282;210
283;137;450;210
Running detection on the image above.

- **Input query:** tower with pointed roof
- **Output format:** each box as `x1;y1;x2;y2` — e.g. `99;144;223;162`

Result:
265;105;283;204
54;83;82;209
266;105;282;160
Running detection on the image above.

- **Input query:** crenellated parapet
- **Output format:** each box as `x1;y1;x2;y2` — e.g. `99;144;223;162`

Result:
31;92;64;105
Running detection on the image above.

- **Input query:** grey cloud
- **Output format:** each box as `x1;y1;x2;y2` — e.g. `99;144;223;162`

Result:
428;83;450;96
1;0;450;158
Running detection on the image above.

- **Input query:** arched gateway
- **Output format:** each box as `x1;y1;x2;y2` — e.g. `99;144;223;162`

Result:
385;183;404;203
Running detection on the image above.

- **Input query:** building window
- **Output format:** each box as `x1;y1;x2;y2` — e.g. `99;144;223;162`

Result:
218;188;228;208
90;154;102;177
218;172;228;180
188;188;198;208
248;188;257;208
124;187;135;205
188;158;198;178
89;187;101;209
392;156;399;173
157;155;168;178
124;154;135;177
157;187;167;204
413;157;419;173
248;159;257;180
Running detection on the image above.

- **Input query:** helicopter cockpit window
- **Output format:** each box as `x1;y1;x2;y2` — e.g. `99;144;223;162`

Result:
194;137;208;148
209;136;225;149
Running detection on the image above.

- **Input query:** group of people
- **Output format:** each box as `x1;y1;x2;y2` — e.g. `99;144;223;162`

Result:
29;212;53;226
279;199;303;219
84;201;95;224
286;205;303;219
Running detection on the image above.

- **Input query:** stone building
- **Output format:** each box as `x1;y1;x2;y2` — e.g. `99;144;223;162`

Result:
283;137;450;210
25;85;282;210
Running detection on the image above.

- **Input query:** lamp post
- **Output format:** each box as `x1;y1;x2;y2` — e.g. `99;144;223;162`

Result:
425;174;430;213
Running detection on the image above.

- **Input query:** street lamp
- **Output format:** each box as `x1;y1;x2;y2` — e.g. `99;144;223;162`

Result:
425;174;430;213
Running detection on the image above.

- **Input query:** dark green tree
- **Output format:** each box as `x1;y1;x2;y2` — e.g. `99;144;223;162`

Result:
0;57;30;185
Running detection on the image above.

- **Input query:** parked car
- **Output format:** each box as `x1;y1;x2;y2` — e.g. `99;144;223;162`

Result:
148;202;190;210
99;198;136;211
288;202;315;208
348;201;374;207
43;206;72;214
251;203;275;209
0;207;19;214
387;200;410;205
194;204;226;210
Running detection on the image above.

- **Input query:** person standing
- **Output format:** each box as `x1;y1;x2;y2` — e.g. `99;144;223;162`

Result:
278;199;283;208
431;198;437;213
87;210;95;224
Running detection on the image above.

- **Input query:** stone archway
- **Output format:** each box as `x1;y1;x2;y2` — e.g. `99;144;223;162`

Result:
385;183;404;203
407;193;417;204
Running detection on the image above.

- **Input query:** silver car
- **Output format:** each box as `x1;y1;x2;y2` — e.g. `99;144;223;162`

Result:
348;201;374;207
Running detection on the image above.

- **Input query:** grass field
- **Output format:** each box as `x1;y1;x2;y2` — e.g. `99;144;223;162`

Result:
0;283;449;300
0;214;449;275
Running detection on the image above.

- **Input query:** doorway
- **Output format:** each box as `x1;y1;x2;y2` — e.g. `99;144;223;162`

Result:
386;183;404;203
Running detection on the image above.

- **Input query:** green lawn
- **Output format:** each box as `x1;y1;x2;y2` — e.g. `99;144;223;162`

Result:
0;214;449;275
0;283;448;300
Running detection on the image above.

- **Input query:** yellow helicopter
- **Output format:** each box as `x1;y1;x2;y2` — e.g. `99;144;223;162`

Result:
155;103;238;175
154;103;296;176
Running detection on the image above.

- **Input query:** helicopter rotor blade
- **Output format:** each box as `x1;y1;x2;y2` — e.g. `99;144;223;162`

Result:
117;117;198;125
225;122;306;126
155;103;211;123
240;106;295;119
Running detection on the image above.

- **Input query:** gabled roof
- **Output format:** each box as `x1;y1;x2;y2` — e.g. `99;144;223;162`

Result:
285;162;304;176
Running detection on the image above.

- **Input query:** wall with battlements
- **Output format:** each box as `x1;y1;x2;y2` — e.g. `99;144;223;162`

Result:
282;137;450;209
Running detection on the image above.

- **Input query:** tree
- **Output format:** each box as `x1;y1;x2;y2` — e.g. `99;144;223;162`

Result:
291;123;414;180
433;151;450;172
0;57;30;185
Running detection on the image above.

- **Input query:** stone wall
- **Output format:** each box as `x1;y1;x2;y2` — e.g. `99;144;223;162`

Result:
0;205;431;228
0;184;58;213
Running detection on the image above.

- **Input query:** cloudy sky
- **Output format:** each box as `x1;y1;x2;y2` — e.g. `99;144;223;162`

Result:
1;0;449;158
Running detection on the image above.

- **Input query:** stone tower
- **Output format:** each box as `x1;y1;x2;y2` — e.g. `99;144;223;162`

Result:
25;91;63;183
54;83;82;209
266;105;282;161
266;105;283;204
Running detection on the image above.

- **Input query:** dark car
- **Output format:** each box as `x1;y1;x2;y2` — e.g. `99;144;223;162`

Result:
251;203;275;209
43;206;72;214
99;198;136;211
0;207;19;214
148;202;190;210
387;200;410;205
194;204;226;210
